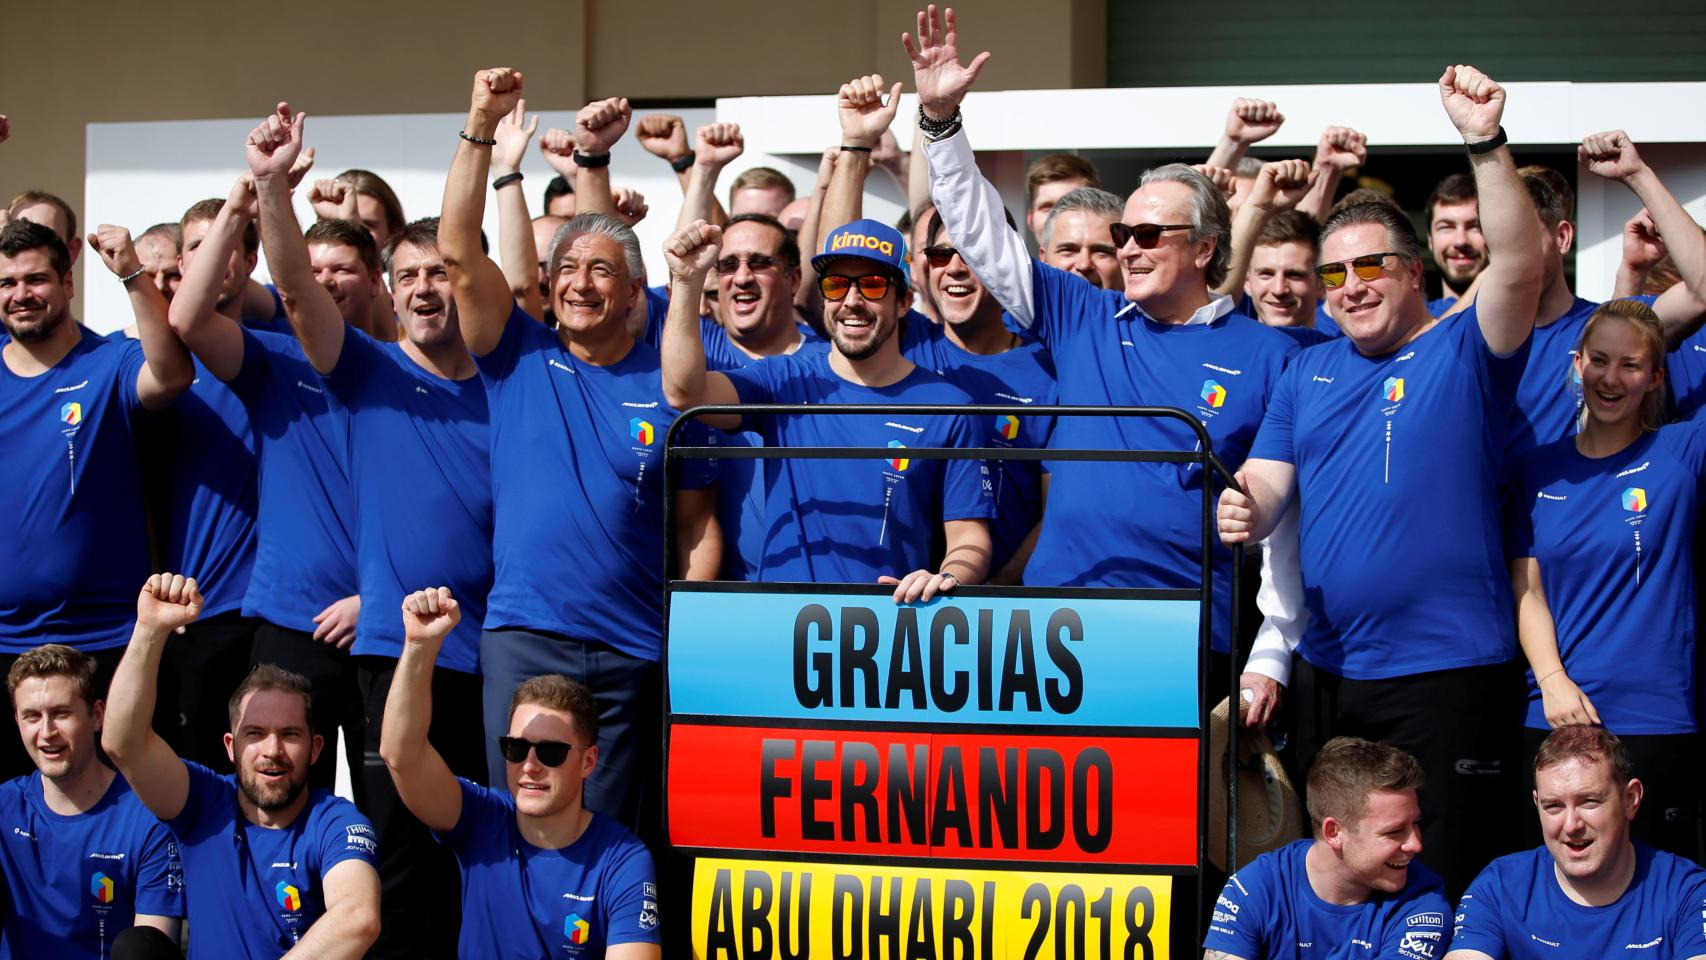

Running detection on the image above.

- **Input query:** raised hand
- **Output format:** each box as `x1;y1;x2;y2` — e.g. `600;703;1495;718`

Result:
1439;64;1505;142
664;219;723;284
636;115;690;162
1248;159;1316;213
1192;164;1235;199
902;4;991;121
137;573;204;634
575;97;632;155
611;188;649;227
470;67;524;123
872;129;908;179
87;225;143;279
492;98;540;173
838;74;905;149
288;146;316;189
1314;126;1367;171
695;122;744;169
1225;98;1284;145
307;178;357;221
245;101;306;181
1621;208;1667;274
401;586;460;646
1579;130;1648;183
227;174;260;222
538;128;577;178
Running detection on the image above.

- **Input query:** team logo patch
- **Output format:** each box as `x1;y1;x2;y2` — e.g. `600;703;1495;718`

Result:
996;414;1020;440
276;882;301;911
1622;487;1648;513
565;913;591;943
1201;380;1227;408
90;872;115;904
1406;912;1445;928
1383;377;1405;403
887;439;909;472
629;418;654;446
59;401;82;426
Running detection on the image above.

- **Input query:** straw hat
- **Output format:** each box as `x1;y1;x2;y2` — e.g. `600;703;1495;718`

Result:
1207;694;1304;872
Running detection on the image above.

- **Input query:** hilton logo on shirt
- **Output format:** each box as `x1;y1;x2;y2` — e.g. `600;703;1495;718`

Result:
90;872;115;904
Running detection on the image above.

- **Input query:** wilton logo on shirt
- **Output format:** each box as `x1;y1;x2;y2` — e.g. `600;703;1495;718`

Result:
1383;377;1405;403
90;872;115;904
887;440;909;472
996;414;1020;440
276;882;302;911
1201;380;1227;408
1622;487;1648;513
565;914;591;944
629;418;655;446
59;401;82;426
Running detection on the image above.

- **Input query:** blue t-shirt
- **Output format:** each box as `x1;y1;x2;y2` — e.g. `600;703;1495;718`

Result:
1668;326;1706;422
1506;419;1706;734
226;329;358;633
1203;839;1452;960
1427;294;1458;318
168;762;377;959
1019;262;1297;653
1453;844;1706;959
0;332;150;653
641;284;669;349
721;350;994;583
439;780;659;958
1248;306;1528;679
1234;293;1340;344
1315;303;1343;338
0;773;183;960
900;314;1058;576
476;308;712;661
324;330;492;673
144;355;259;618
1506;297;1661;460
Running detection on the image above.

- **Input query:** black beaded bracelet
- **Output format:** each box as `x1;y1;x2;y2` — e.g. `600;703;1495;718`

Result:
491;172;524;191
572;151;611;168
1465;126;1508;156
459;130;497;146
916;106;962;142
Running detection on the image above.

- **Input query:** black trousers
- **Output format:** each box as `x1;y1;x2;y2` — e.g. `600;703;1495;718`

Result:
356;655;487;960
250;621;363;797
166;610;258;774
1292;658;1526;900
1522;727;1705;863
111;925;182;960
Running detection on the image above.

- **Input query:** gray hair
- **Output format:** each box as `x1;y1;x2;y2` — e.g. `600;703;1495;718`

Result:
549;213;644;281
1234;156;1265;179
1137;163;1232;288
1319;201;1426;267
1040;186;1125;250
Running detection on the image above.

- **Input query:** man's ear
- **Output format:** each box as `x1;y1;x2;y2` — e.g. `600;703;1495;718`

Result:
1624;778;1644;819
1556;220;1576;258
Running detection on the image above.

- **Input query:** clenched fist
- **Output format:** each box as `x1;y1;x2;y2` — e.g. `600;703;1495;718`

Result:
246;101;307;182
636;115;690;162
1579;130;1647;183
137;573;204;634
1247;159;1316;213
695;122;744;169
1439;64;1505;142
87;225;142;279
575;97;632;156
470;67;524;122
664;219;723;285
1314;126;1367;172
1224;98;1284;144
401;586;460;646
838;74;905;150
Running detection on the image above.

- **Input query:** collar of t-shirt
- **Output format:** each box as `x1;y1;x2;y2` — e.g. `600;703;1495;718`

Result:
1114;292;1235;327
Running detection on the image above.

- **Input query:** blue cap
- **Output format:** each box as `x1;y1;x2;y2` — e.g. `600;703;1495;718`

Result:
811;219;908;277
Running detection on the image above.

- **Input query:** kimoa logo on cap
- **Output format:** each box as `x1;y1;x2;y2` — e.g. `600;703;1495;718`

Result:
830;232;895;256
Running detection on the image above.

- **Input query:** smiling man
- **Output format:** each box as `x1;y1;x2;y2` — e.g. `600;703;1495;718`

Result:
382;587;661;959
1425;172;1485;316
1446;726;1706;960
1204;737;1451;960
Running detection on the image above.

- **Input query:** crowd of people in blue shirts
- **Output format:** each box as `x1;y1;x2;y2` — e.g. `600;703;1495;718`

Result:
2;4;1706;957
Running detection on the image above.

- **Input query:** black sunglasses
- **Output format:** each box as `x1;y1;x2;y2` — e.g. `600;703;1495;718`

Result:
921;245;960;268
715;254;779;274
497;736;575;767
1109;222;1192;249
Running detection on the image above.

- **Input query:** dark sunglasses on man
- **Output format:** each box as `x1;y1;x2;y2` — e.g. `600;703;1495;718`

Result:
819;274;894;302
1109;222;1192;249
1316;252;1400;288
921;245;962;268
497;736;576;767
715;254;779;274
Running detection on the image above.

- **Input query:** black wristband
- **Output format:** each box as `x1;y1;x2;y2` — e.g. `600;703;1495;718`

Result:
491;172;524;191
572;151;611;168
670;151;696;173
1465;126;1508;156
459;130;497;146
916;106;963;142
840;145;873;153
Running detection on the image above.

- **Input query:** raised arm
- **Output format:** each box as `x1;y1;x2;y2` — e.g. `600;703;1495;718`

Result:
380;587;465;833
281;857;380;959
247;103;347;374
490;97;545;322
1612;209;1669;299
795;146;838;311
571;97;632;218
1439;65;1541;355
102;575;198;822
442;68;527;357
1296;126;1367;225
819;74;902;235
1580;130;1706;344
1206;97;1284;171
1215;159;1314;297
167;177;253;382
660;220;741;430
906;6;1039;328
1216;458;1297;547
87;225;191;410
676;123;745;231
639;115;730;227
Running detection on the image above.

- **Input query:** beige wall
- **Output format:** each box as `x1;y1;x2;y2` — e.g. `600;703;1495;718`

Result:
0;0;1103;233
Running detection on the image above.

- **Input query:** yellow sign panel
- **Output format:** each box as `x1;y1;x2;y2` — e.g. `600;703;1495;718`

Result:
691;857;1172;960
